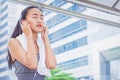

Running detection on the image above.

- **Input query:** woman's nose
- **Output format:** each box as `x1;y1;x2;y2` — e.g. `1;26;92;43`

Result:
37;18;42;23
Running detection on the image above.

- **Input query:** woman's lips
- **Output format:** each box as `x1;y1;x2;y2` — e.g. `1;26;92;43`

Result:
37;24;42;28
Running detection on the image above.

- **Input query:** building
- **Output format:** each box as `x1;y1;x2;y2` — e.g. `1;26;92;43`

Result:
39;0;120;80
0;0;10;80
0;0;120;80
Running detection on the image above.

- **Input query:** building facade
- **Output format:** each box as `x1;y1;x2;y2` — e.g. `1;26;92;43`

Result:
0;0;120;80
38;0;120;80
0;0;10;80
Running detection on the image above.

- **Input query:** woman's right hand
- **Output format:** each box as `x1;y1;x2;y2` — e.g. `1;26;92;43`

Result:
21;21;33;38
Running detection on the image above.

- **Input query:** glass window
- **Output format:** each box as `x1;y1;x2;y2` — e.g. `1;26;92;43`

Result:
58;56;88;70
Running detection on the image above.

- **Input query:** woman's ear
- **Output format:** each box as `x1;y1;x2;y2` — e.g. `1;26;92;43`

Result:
21;20;30;25
21;20;25;24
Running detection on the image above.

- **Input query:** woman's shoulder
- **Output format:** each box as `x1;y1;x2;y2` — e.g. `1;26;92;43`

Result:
8;38;20;61
8;38;20;47
8;38;19;43
9;38;17;41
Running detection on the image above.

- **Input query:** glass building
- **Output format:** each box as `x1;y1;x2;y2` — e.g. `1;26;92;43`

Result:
0;0;10;80
0;0;120;80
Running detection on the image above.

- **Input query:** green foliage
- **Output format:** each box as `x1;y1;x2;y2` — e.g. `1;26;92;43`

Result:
46;68;76;80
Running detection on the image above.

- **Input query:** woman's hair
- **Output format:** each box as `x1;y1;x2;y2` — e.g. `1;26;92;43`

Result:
7;6;42;69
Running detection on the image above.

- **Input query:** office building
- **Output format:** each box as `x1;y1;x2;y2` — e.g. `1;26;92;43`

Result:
0;0;120;80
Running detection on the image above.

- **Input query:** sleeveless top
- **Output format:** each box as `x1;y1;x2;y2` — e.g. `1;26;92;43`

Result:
16;33;51;77
13;55;45;80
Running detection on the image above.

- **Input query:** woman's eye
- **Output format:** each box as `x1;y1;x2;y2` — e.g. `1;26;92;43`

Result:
33;17;37;18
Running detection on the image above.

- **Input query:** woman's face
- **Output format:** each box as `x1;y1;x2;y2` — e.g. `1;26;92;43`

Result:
25;8;44;33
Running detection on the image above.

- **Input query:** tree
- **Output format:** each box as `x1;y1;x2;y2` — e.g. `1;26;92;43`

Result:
46;68;76;80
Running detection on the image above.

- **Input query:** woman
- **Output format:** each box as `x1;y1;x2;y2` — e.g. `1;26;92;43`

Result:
7;6;56;80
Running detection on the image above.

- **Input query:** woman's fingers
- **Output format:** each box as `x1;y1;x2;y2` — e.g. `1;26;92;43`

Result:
43;26;48;32
21;21;33;37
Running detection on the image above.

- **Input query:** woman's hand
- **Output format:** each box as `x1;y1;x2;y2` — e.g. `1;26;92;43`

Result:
21;21;33;38
41;26;57;69
41;26;49;41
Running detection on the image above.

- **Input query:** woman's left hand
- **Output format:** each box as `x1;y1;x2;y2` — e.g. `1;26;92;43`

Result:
41;26;49;41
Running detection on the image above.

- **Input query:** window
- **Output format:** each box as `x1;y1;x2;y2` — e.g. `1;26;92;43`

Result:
57;56;88;70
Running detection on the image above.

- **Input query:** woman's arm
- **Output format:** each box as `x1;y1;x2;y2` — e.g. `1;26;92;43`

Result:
8;21;38;69
42;27;57;69
8;38;38;69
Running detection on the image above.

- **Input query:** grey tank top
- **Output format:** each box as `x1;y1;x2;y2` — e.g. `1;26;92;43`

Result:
13;55;40;80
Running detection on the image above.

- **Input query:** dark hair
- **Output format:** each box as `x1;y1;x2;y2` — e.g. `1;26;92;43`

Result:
7;6;42;69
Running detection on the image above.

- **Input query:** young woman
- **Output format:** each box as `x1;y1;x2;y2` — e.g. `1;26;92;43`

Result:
7;6;56;80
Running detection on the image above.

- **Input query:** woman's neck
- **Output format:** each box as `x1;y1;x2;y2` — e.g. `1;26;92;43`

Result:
32;31;38;44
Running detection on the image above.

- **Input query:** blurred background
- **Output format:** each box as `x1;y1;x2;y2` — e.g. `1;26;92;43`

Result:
0;0;120;80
